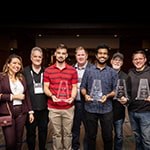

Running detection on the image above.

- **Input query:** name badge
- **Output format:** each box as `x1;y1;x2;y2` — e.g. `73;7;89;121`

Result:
34;83;44;94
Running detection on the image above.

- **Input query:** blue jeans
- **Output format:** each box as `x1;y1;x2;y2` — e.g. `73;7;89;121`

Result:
113;118;124;150
129;111;150;150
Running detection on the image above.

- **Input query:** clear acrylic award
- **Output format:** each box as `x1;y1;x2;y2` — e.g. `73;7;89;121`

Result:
57;80;69;101
136;78;150;100
114;79;128;100
90;79;103;101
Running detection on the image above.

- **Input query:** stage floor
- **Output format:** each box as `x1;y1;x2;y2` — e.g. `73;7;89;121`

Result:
0;108;135;150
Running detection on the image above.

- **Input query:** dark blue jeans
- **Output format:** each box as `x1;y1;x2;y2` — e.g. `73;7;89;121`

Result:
26;109;49;150
72;101;88;150
113;118;124;150
129;111;150;150
85;111;113;150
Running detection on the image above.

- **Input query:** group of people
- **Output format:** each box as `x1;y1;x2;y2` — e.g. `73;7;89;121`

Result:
0;43;150;150
0;47;48;150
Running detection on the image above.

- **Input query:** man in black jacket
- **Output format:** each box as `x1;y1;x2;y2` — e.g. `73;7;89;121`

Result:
110;52;128;150
24;47;49;150
127;50;150;150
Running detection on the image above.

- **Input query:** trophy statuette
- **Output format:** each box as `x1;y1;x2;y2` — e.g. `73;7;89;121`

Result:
114;79;128;101
136;78;150;100
57;80;69;102
90;79;103;101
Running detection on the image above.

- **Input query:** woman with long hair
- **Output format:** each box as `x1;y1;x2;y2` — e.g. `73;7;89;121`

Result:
0;54;34;150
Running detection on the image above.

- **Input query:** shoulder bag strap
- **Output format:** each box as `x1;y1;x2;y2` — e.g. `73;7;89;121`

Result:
6;102;12;116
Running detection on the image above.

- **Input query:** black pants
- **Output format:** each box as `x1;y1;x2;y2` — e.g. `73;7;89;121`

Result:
85;111;113;150
26;109;49;150
72;101;88;150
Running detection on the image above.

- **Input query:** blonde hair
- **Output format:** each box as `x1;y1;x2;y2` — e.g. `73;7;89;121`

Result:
2;54;24;80
75;46;88;55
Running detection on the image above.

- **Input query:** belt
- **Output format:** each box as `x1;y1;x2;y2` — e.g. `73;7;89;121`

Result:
13;105;22;109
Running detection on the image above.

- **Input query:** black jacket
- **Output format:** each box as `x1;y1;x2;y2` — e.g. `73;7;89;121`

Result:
113;70;128;121
127;65;150;112
24;66;48;111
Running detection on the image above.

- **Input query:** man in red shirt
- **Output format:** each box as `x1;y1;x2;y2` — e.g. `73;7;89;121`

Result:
44;43;78;150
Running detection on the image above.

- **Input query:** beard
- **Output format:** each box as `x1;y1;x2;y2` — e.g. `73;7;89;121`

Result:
96;58;107;65
112;64;121;70
56;58;65;63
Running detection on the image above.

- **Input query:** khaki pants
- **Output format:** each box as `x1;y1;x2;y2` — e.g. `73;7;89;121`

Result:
48;106;74;150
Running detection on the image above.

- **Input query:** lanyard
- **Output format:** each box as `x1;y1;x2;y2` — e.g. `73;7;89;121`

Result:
30;71;43;84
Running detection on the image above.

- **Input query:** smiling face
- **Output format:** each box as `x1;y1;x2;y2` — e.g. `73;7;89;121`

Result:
55;48;68;63
75;49;88;66
132;53;147;71
8;57;22;75
30;50;43;67
96;48;109;65
111;56;123;70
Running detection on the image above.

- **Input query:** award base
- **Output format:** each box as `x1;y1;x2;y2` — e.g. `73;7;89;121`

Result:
57;99;68;102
